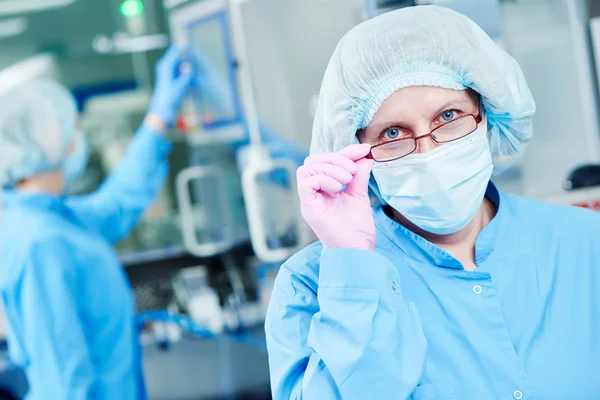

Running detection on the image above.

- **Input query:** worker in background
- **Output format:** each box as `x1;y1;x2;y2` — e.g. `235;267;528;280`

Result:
0;46;192;399
266;6;600;399
0;41;308;398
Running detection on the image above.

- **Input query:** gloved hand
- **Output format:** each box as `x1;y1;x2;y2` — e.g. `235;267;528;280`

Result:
148;45;195;127
297;144;376;251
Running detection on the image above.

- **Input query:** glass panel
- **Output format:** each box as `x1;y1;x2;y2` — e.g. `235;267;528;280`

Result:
187;12;240;128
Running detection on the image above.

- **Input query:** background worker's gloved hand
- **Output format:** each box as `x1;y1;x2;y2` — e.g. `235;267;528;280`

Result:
148;45;195;127
297;144;376;251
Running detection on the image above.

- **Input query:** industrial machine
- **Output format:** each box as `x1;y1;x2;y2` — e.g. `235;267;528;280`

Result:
170;0;311;264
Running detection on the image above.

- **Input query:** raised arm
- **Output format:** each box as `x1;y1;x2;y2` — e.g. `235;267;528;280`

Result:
65;46;193;243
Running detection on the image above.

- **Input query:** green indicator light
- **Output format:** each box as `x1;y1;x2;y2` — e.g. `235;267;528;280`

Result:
120;0;144;18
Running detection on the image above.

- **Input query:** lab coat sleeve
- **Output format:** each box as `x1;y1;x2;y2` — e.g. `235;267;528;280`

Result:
19;239;97;399
265;248;427;400
66;124;172;243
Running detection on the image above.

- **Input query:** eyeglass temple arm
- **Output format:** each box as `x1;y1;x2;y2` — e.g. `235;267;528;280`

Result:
476;102;484;123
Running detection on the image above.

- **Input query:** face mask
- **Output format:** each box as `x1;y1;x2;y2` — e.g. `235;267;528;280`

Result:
371;121;493;235
63;131;90;186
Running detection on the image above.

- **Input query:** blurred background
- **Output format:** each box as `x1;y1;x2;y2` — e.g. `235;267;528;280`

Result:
2;0;600;398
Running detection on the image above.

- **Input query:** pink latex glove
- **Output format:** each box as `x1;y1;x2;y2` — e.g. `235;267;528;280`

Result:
297;143;376;251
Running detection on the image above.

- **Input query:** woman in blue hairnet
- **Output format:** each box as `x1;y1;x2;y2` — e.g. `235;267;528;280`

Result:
265;6;600;400
0;47;193;399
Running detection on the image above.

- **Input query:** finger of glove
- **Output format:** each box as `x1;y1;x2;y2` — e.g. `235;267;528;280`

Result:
344;158;374;197
159;45;182;67
296;162;353;185
173;70;195;98
304;152;358;175
337;143;371;162
298;173;344;199
157;45;183;80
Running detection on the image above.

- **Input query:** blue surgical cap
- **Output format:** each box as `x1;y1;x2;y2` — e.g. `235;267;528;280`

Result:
0;80;77;187
310;5;536;174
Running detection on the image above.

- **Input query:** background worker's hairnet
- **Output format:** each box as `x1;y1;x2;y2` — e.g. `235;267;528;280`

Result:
0;80;77;188
310;5;536;175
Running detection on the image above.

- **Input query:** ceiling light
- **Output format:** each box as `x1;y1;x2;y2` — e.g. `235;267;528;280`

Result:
0;0;76;16
119;0;144;18
0;17;27;38
163;0;189;9
93;33;169;55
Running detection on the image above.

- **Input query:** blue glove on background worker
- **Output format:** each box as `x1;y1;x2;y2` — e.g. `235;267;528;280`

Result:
148;45;196;127
0;45;192;400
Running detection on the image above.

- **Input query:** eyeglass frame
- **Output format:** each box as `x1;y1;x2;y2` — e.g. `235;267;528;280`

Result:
365;113;483;162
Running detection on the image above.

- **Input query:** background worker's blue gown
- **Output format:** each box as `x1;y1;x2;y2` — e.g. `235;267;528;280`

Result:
0;125;171;400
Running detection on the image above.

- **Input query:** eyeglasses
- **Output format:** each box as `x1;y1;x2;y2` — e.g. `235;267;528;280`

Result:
366;114;483;162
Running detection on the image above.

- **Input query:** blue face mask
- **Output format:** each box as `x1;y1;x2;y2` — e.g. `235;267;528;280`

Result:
371;121;493;235
63;131;89;186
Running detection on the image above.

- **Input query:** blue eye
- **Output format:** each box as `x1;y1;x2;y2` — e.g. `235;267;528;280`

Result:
385;128;401;140
441;110;457;122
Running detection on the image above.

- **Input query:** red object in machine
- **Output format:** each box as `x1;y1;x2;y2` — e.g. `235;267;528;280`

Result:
175;115;188;133
571;200;600;211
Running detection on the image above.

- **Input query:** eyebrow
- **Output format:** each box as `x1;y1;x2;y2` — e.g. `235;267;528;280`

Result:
430;98;477;118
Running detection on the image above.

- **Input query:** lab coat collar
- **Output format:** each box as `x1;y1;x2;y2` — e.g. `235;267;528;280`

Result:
373;181;509;269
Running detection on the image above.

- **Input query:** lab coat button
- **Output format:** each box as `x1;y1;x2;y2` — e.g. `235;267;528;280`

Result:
513;390;523;399
472;285;482;295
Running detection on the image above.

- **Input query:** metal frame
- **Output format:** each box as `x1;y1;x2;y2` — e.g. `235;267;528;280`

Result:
169;0;245;137
185;9;245;131
176;165;235;257
366;114;482;162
